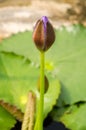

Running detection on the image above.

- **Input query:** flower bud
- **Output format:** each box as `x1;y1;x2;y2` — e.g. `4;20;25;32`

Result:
37;75;49;93
33;16;55;52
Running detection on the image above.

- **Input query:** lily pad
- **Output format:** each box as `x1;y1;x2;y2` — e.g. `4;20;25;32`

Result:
52;103;86;130
0;52;60;119
0;105;16;130
0;25;86;105
0;31;38;62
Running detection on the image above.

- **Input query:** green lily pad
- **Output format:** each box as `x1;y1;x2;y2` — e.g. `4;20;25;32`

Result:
0;25;86;105
52;103;86;130
0;31;38;62
0;52;60;119
0;105;16;130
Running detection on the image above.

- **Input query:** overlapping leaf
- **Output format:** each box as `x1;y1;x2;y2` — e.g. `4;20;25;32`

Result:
51;103;86;130
0;52;60;119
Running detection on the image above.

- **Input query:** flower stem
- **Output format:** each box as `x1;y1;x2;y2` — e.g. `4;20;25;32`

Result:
34;51;45;130
39;51;45;130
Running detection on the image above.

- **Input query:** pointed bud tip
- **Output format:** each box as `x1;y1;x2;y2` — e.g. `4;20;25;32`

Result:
42;16;48;24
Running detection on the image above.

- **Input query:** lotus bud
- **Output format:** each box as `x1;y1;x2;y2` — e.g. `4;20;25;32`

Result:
33;16;55;52
37;75;49;93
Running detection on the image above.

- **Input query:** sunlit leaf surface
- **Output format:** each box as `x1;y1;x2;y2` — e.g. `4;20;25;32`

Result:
0;25;85;105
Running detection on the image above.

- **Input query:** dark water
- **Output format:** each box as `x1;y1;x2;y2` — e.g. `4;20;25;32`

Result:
12;116;69;130
44;121;68;130
44;116;69;130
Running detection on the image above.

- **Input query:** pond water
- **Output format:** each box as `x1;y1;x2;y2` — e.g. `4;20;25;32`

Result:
12;121;68;130
12;116;69;130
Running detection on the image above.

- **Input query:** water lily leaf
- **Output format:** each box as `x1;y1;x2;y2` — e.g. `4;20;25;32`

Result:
52;103;86;130
0;25;86;105
0;31;38;62
0;105;16;130
0;52;60;119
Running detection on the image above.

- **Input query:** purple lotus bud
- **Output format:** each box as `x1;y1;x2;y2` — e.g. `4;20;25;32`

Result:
33;16;55;52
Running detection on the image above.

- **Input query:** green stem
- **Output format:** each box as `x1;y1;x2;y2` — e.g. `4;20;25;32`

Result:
39;51;45;130
34;51;45;130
